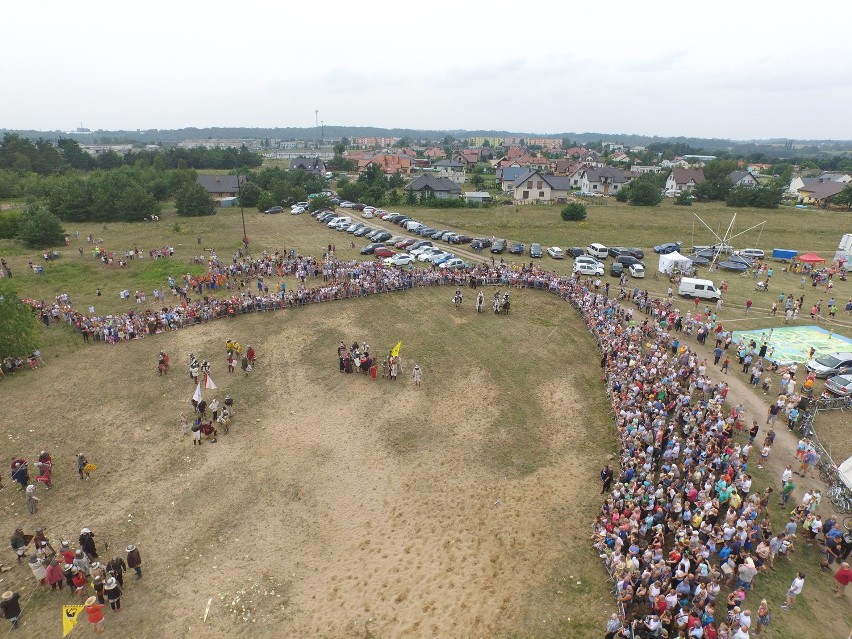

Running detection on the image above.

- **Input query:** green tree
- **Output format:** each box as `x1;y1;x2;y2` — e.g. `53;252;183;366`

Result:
17;205;65;248
561;202;587;221
674;191;693;206
333;142;346;156
0;211;20;239
238;182;262;208
406;188;417;205
175;183;216;217
308;195;333;212
256;191;275;212
387;172;405;189
387;190;402;206
834;184;852;210
0;280;41;358
471;173;486;190
48;176;93;222
624;174;663;206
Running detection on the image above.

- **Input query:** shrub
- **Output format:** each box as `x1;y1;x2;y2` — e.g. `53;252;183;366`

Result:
561;202;587;221
17;205;65;248
0;210;20;238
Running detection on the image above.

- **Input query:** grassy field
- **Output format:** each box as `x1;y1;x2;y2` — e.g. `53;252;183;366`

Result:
2;197;852;637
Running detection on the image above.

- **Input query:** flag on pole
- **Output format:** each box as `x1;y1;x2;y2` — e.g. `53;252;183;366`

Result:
192;383;203;403
204;373;217;390
391;341;402;357
62;605;85;637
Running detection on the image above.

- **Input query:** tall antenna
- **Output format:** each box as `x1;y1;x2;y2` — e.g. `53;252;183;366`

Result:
315;110;319;147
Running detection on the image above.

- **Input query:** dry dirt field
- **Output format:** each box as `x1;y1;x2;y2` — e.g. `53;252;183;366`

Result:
1;287;615;639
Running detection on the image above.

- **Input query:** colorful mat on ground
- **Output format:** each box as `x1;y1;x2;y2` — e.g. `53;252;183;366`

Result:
731;325;852;365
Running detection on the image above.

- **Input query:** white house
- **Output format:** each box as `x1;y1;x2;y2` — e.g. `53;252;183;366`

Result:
577;166;629;195
431;159;466;184
511;170;573;203
728;170;759;187
666;168;705;192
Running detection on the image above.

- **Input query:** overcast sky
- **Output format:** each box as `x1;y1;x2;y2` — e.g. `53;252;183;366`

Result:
4;0;850;140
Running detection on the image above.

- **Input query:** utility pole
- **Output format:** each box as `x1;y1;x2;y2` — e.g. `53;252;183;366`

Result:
315;110;319;148
236;174;248;255
321;120;324;145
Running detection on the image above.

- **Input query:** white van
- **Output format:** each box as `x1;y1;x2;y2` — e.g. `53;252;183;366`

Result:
587;243;609;259
327;216;352;228
678;277;721;301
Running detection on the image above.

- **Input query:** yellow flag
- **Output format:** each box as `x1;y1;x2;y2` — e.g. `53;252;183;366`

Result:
391;341;402;357
63;605;85;637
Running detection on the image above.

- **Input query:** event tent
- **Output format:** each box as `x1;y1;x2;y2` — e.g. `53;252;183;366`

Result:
796;252;826;264
658;251;693;274
839;455;852;491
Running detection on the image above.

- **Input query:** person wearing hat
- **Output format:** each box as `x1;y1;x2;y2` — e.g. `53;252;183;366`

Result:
72;549;91;576
1;591;21;629
77;453;91;480
92;575;105;605
90;561;107;582
126;544;142;578
62;562;75;590
71;566;88;602
25;485;39;514
104;577;122;611
412;364;422;387
106;555;127;587
84;594;105;633
79;528;98;559
28;554;46;584
157;351;170;375
45;558;64;590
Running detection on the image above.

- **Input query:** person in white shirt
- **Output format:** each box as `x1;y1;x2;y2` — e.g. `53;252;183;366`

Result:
781;572;805;609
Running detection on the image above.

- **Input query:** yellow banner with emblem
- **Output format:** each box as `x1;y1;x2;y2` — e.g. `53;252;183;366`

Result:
391;341;402;357
63;605;85;637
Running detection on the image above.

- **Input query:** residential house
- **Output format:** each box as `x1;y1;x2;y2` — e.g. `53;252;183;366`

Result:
511;170;573;203
451;149;484;168
564;146;588;158
665;168;705;192
576;166;629;196
432;160;466;184
404;174;461;199
787;172;850;195
514;154;550;170
797;180;848;206
660;159;690;169
506;146;525;160
577;151;605;167
357;154;412;175
554;159;581;176
196;174;245;198
631;165;663;174
424;147;446;159
289;157;326;176
728;170;759;187
496;166;527;192
609;152;631;163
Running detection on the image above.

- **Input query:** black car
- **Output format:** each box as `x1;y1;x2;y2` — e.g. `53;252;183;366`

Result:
372;231;392;242
491;239;507;253
354;227;373;237
471;238;492;250
625;247;645;260
395;217;411;226
451;235;473;244
418;227;436;236
409;240;433;250
566;247;586;258
264;206;284;214
608;246;628;257
317;212;336;222
360;243;385;254
610;262;624;277
615;254;643;267
509;242;525;255
431;229;451;240
530;243;543;258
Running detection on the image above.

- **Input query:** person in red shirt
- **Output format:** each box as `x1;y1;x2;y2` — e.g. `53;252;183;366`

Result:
834;561;852;597
71;567;87;603
84;596;105;634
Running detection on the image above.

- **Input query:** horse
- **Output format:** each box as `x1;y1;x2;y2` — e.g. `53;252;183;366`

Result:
501;298;511;315
453;291;463;309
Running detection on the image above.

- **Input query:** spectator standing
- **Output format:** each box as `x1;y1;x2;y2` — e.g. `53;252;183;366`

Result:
1;591;21;629
126;544;142;578
781;572;805;610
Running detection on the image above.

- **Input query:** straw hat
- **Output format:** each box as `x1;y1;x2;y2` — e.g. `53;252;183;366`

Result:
104;577;117;590
126;544;136;553
1;592;13;601
85;596;97;606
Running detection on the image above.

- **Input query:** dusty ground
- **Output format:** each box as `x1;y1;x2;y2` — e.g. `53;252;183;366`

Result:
1;289;610;638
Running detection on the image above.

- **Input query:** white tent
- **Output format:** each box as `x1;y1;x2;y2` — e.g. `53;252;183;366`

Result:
658;251;693;274
839;455;852;491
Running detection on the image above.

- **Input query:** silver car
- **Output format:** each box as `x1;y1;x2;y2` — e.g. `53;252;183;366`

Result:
806;352;852;378
824;373;852;396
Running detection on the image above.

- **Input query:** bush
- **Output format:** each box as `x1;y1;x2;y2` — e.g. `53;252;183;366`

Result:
0;210;20;238
674;192;693;206
17;205;65;248
561;202;587;221
175;183;216;217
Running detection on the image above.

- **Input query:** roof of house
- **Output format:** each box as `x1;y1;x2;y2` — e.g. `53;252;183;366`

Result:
357;154;412;173
670;168;705;185
195;174;244;193
582;166;628;184
510;170;573;191
799;180;847;200
432;159;465;168
404;174;461;193
728;170;755;184
424;147;446;157
497;166;527;182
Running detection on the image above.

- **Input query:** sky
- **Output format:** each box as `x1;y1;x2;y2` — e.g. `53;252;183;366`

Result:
3;0;851;140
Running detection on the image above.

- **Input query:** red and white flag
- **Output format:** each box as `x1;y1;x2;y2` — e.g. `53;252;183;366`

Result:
204;373;217;390
192;383;203;403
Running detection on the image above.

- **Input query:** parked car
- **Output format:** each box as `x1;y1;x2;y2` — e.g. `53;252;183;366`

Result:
395;239;416;249
491;239;507;253
317;212;336;222
362;211;374;218
587;243;609;259
409;240;433;251
654;242;683;254
417;227;437;237
509;242;525;255
616;254;643;267
825;373;852;396
404;221;424;232
417;248;445;262
372;231;392;242
547;246;565;259
608;246;628;257
360;243;385;254
471;238;492;250
431;229;451;240
610;262;624;277
739;248;765;260
432;253;457;266
354;227;373;237
373;247;396;258
628;263;646;278
439;258;467;270
566;247;586;258
384;235;406;246
440;231;456;242
450;235;473;244
340;201;356;208
574;261;604;276
346;222;365;233
530;243;543;258
263;206;284;214
625;247;645;260
806;352;852;378
384;253;414;266
574;255;603;268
